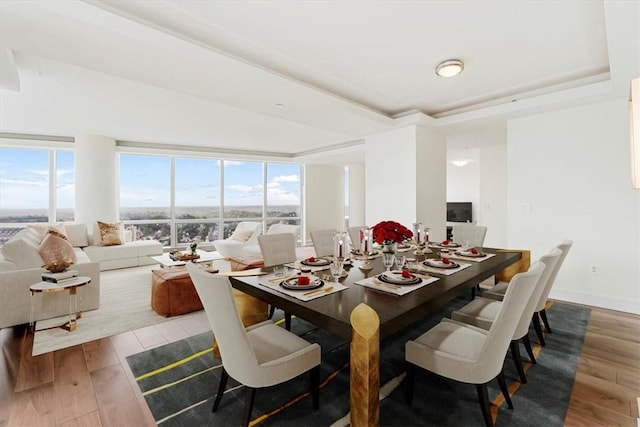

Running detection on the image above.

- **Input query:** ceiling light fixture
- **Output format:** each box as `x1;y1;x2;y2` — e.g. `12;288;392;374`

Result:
451;160;471;167
435;59;464;77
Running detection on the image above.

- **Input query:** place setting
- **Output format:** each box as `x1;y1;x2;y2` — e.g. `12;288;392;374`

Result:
286;256;333;273
260;263;348;301
417;256;473;275
354;269;438;296
445;247;496;262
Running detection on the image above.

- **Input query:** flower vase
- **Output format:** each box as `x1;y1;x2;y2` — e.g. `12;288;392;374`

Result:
382;242;398;254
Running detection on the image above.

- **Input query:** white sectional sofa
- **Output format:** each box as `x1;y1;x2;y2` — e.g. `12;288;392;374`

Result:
0;222;163;329
0;225;101;329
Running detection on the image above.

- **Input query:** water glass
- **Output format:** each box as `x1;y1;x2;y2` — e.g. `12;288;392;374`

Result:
394;254;406;270
273;264;288;278
330;261;343;283
406;258;418;273
382;253;395;271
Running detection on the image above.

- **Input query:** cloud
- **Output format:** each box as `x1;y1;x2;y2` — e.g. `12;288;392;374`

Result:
272;174;299;183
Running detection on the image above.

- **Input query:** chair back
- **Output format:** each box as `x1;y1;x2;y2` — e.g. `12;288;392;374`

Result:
310;229;337;257
258;233;297;267
479;262;545;378
452;223;487;247
513;248;562;339
535;239;573;312
348;226;367;250
186;263;259;384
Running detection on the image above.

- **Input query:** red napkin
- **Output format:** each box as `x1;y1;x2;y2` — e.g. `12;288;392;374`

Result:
401;270;413;279
442;240;450;245
297;276;310;286
307;256;316;262
441;257;451;264
470;248;479;254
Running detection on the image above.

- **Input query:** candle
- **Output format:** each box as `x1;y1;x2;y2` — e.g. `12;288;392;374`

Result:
339;240;343;258
363;237;368;253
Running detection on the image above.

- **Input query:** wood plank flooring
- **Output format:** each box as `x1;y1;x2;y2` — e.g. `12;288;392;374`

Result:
1;303;638;426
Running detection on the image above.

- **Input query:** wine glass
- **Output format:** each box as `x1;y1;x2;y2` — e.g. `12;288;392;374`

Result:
382;253;395;272
394;254;406;271
330;261;343;283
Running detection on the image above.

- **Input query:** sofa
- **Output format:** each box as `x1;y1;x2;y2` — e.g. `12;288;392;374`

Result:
0;225;101;329
0;222;163;329
212;221;262;258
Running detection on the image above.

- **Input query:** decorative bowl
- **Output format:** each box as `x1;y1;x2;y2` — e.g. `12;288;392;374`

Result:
42;261;73;273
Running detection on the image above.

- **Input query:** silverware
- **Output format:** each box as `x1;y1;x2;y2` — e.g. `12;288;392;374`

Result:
304;286;334;296
373;279;402;290
268;275;292;283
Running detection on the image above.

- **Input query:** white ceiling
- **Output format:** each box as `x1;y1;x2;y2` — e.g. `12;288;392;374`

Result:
0;0;638;162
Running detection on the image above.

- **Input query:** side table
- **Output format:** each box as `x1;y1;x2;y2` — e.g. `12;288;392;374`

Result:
30;276;91;332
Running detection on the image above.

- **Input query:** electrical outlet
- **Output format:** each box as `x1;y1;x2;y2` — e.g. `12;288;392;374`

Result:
590;265;598;274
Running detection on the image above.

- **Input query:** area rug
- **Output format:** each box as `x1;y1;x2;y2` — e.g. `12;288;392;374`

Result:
126;298;590;426
32;265;169;356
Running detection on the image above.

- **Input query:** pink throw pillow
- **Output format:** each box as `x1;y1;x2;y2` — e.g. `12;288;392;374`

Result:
97;221;123;246
38;231;77;266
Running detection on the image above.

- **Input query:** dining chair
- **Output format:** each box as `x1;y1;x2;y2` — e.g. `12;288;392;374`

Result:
450;248;561;383
452;223;488;247
242;222;301;256
484;240;573;345
348;226;367;251
258;232;297;329
405;262;545;427
186;263;321;427
310;229;337;258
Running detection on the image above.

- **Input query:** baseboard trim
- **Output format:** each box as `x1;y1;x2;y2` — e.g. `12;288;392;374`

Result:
550;289;640;315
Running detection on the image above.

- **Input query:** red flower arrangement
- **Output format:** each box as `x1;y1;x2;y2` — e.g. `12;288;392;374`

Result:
371;220;413;245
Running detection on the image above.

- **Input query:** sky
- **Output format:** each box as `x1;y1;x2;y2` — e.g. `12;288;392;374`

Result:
0;148;75;210
0;148;300;210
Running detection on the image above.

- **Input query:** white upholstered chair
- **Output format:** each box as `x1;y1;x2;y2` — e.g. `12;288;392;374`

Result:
310;229;337;258
242;222;301;256
212;221;262;258
258;233;297;267
405;262;545;427
348;226;367;251
450;248;561;383
452;223;488;247
258;232;298;328
484;240;573;345
186;263;321;427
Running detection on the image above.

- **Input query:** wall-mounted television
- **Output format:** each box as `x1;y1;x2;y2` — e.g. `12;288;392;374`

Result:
447;202;472;223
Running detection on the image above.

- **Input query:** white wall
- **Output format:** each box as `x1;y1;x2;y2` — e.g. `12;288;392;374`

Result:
304;164;345;243
508;99;640;314
347;163;365;228
365;125;447;241
479;144;507;247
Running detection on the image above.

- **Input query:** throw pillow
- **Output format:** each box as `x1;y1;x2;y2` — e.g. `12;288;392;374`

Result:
38;230;77;266
228;229;254;242
64;223;89;247
97;221;123;246
29;224;69;242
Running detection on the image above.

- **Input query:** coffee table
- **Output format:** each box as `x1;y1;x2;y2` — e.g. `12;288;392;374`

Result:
30;276;92;332
151;249;224;268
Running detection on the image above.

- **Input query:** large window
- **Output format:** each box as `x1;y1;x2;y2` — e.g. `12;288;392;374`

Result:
0;145;75;244
119;154;302;248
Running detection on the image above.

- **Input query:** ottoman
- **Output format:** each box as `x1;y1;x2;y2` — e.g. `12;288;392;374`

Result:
151;267;214;317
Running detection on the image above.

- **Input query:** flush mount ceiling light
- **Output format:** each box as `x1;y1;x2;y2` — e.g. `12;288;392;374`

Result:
451;160;471;167
435;59;464;77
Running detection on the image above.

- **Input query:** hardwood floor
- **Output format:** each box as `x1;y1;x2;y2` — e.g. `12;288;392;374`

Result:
1;304;638;426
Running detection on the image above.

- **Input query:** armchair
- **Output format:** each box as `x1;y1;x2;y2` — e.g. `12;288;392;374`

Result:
212;221;262;259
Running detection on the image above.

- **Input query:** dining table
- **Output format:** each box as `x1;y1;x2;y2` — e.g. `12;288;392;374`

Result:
228;247;522;340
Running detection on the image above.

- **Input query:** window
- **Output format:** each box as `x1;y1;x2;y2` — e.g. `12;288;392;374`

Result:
175;158;220;244
118;154;302;248
119;154;171;245
0;145;75;244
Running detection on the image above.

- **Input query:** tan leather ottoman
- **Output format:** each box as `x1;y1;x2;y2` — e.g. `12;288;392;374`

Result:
151;267;205;317
228;255;265;272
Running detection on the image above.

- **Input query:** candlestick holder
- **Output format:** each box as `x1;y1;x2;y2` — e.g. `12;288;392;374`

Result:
359;228;374;270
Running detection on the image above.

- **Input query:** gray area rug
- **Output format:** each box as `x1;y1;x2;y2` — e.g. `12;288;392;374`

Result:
32;265;168;355
126;298;590;426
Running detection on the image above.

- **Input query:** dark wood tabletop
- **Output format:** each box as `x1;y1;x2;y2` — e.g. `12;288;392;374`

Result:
229;248;521;340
